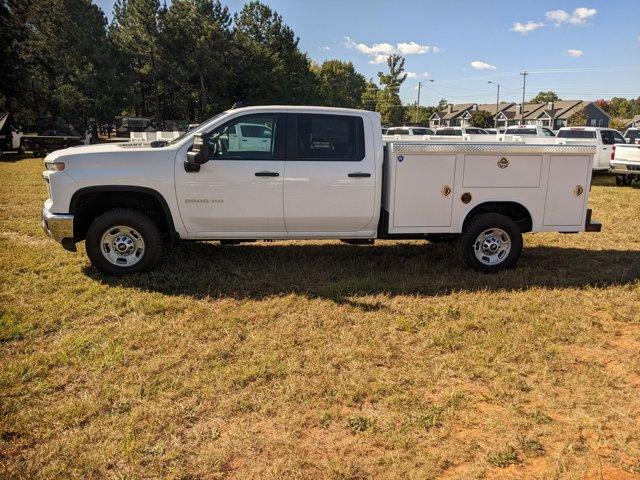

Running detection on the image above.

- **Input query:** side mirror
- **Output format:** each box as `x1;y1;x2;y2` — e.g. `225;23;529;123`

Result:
185;132;210;172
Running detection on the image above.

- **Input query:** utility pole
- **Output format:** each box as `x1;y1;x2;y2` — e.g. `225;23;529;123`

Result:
414;79;434;124
520;71;528;125
488;81;500;128
415;83;421;124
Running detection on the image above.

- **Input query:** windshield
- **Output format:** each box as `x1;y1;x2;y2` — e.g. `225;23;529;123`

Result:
167;112;227;145
505;128;537;135
557;130;596;139
435;129;462;136
411;128;433;135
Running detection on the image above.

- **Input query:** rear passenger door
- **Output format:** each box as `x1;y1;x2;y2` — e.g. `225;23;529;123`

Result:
283;113;376;233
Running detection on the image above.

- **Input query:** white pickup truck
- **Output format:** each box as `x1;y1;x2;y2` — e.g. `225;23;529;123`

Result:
556;126;626;171
41;105;600;275
610;143;640;185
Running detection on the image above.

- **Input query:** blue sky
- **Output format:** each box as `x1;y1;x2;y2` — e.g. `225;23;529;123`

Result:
95;0;640;106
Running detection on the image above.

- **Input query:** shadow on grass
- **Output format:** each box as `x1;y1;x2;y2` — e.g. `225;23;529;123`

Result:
84;242;640;302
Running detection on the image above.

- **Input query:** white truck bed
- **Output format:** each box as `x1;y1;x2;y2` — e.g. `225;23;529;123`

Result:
383;142;596;234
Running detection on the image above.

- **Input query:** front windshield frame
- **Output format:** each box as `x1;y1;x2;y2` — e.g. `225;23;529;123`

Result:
166;112;227;146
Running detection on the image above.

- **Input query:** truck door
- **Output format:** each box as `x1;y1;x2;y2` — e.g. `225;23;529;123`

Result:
174;113;286;234
599;130;615;169
283;113;376;233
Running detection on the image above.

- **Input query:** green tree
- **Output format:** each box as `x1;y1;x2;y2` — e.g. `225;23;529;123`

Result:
360;79;380;112
377;54;407;125
232;1;316;105
313;60;366;108
531;91;560;103
4;0;113;126
609;117;627;131
161;0;232;120
111;0;163;122
469;109;494;128
568;108;587;126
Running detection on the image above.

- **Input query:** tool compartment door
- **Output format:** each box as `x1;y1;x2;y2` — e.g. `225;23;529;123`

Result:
393;153;456;227
543;155;590;226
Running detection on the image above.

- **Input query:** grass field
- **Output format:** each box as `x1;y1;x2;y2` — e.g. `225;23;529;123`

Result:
1;157;639;479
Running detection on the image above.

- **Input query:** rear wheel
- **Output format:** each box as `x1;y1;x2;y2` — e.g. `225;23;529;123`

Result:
86;208;163;275
459;213;523;272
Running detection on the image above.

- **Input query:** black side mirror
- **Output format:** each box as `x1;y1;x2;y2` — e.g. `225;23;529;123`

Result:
185;132;210;172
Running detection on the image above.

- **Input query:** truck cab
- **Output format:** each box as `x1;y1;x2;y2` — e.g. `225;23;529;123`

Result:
41;105;600;275
556;126;626;171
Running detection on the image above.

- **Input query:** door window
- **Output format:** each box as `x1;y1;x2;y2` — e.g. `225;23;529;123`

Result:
542;128;555;137
207;114;283;160
612;131;626;144
601;130;615;145
294;114;364;161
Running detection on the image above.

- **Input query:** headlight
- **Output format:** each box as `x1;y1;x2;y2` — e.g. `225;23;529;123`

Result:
45;161;65;171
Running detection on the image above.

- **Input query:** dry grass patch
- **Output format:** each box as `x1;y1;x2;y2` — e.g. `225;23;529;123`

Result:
1;157;639;479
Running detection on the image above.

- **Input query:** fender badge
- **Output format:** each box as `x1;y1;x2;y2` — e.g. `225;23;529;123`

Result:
398;155;404;163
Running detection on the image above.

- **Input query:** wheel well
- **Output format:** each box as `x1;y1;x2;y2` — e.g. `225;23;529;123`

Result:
463;202;532;233
70;187;176;242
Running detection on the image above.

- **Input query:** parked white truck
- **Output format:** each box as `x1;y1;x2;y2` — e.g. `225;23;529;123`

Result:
41;106;601;275
610;143;640;185
556;126;626;171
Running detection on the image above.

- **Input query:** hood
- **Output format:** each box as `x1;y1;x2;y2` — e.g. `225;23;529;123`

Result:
45;142;169;161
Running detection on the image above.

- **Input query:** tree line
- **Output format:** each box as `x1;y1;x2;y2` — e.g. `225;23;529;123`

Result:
3;0;638;131
0;0;424;129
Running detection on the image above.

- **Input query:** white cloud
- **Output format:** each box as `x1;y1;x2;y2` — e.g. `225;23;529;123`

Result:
637;35;640;43
567;49;584;57
511;21;545;35
319;46;331;51
344;37;440;64
406;72;431;80
397;41;429;55
546;7;597;26
470;61;496;70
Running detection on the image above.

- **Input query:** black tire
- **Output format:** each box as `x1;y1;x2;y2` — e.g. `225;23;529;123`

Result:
86;208;163;275
615;175;624;186
459;213;523;273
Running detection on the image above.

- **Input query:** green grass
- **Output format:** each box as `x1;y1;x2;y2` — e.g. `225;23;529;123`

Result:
1;157;639;479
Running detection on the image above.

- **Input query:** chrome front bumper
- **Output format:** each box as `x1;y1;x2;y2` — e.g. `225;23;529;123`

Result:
41;208;76;251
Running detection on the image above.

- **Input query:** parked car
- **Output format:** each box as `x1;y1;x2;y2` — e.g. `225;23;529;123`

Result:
503;125;556;137
41;105;600;275
386;126;434;136
556;127;626;171
610;143;640;185
623;128;639;144
433;127;489;136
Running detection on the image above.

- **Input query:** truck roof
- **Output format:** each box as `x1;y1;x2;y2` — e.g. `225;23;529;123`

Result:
558;126;613;131
225;105;380;117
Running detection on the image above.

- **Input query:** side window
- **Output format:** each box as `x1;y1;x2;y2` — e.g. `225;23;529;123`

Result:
612;131;626;144
294;114;365;161
207;114;281;160
601;130;615;145
542;128;555;137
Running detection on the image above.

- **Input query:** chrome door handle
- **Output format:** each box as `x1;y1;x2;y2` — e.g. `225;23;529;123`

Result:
348;172;371;178
255;171;279;177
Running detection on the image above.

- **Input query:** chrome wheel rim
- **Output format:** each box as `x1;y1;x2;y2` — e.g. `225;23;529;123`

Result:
100;225;145;267
473;228;511;266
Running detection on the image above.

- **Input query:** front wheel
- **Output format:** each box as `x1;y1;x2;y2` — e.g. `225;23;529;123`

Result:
459;213;523;272
86;209;163;275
